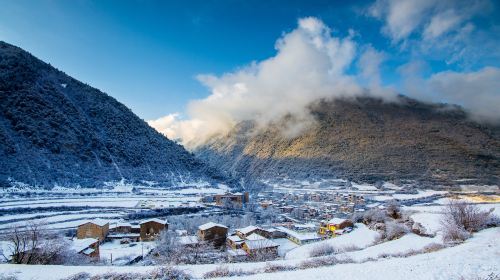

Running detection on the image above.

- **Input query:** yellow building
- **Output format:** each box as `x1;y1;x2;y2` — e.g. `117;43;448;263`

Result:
318;218;353;237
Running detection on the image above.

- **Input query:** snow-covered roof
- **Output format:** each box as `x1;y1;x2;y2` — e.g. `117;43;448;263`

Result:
71;238;98;252
233;192;243;195
227;235;244;243
329;218;347;225
140;218;168;225
81;248;95;255
198;222;227;230
245;233;266;241
77;219;109;227
293;223;316;229
276;226;321;241
245;239;279;250
237;225;260;235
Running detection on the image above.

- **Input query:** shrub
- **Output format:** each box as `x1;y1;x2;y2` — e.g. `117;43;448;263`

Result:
384;221;409;240
422;243;446;253
150;266;192;280
262;263;296;273
442;221;471;243
299;255;340;269
203;266;253;279
440;201;492;242
309;244;338;257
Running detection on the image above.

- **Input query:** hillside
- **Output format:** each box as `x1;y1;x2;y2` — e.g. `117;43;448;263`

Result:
0;41;225;188
196;96;500;186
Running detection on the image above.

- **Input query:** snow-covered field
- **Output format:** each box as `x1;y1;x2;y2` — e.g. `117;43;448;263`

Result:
0;228;497;280
0;185;229;232
285;223;380;260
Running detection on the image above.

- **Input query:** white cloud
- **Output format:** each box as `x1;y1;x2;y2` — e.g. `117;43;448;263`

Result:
156;17;391;148
147;113;180;139
357;45;386;88
426;67;500;123
368;0;491;43
400;64;500;123
148;16;500;148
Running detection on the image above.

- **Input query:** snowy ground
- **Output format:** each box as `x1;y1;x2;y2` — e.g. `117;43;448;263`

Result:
100;240;155;265
285;223;380;260
0;228;497;280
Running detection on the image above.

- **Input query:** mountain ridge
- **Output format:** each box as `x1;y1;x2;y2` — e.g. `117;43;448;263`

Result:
195;96;500;187
0;41;225;188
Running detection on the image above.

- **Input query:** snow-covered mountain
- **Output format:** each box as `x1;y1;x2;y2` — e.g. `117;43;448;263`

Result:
196;96;500;186
0;41;226;189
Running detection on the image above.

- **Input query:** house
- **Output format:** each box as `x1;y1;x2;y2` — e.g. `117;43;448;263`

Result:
111;222;132;233
318;218;354;237
226;235;244;249
242;239;279;258
140;218;168;241
214;192;249;208
256;227;287;239
71;238;100;259
277;226;322;245
235;225;261;239
77;220;109;242
245;233;266;241
197;222;228;247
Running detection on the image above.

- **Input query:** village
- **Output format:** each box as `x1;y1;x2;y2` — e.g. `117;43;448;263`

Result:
38;187;433;265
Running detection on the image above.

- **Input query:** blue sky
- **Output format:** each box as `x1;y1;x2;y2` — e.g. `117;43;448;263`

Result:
1;0;499;139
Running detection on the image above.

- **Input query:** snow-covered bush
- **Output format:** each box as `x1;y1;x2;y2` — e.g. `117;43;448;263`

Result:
386;200;402;219
309;244;338;257
263;263;296;273
361;208;387;224
384;221;409;241
441;201;493;242
298;255;340;269
203;266;253;278
422;243;446;253
486;214;500;227
150;266;192;280
442;221;471;243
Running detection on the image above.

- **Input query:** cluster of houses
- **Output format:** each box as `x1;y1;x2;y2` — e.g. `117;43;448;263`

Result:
201;192;250;208
72;218;168;259
256;191;366;221
70;214;354;262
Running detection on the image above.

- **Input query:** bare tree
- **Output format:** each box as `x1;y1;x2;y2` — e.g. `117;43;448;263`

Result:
441;200;493;242
1;222;76;264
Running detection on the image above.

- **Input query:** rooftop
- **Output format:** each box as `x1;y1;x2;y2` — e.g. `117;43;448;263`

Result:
71;238;98;252
237;225;260;235
198;222;227;231
329;218;347;224
77;219;109;227
140;218;168;225
245;239;279;250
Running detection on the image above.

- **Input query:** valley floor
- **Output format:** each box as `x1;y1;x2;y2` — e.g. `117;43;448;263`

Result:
0;227;498;280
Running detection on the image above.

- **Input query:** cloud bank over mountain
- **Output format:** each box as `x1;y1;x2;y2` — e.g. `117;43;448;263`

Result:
149;10;500;147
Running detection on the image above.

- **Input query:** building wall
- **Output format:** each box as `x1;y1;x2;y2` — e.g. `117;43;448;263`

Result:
140;221;166;241
77;223;109;242
198;226;228;247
